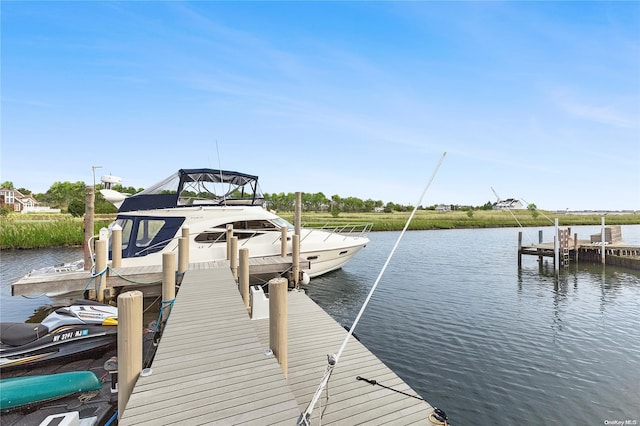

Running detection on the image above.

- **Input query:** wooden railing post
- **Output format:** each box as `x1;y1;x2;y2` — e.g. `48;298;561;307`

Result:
269;277;288;378
117;290;143;420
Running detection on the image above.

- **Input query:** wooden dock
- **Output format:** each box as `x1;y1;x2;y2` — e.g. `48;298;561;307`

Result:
10;256;310;297
119;265;437;425
518;226;640;271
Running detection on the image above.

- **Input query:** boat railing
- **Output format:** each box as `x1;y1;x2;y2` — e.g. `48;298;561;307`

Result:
300;222;373;242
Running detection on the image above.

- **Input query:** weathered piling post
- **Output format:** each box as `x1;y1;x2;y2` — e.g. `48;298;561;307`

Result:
162;253;176;322
178;237;188;274
517;231;522;268
111;224;122;269
574;233;579;263
269;277;288;378
226;225;233;260
230;236;239;282
554;218;559;274
239;248;250;309
538;230;544;263
294;192;302;237
280;226;288;257
95;239;107;302
601;216;606;265
178;225;189;275
83;187;94;271
117;290;143;421
292;234;300;287
293;192;302;287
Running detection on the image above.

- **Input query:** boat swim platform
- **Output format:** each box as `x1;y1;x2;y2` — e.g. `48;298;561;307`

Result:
119;267;437;425
10;256;310;297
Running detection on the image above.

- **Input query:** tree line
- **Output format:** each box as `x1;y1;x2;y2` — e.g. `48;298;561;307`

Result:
1;180;504;216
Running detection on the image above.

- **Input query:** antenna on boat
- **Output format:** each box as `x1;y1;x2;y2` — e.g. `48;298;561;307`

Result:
216;140;226;206
297;151;447;426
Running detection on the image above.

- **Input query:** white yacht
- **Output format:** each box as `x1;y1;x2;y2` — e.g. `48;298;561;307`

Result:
101;169;370;278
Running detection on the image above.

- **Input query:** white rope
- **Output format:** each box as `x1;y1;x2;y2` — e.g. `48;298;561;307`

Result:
297;152;447;425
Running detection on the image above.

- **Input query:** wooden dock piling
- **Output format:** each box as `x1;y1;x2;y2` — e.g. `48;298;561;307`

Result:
179;226;190;274
226;225;233;260
118;290;143;421
111;224;122;268
83;187;94;271
281;226;288;257
230;236;238;282
239;248;250;309
269;277;288;378
292;234;300;288
95;239;107;303
162;253;176;322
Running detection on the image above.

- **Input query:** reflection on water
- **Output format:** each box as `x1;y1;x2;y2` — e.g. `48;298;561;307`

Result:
306;225;640;425
0;247;84;322
2;226;639;424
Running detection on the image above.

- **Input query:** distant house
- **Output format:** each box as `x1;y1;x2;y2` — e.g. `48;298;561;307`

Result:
0;188;60;213
492;198;523;210
435;204;451;212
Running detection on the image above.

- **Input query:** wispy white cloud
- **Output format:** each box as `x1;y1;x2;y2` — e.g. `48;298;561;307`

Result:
557;98;636;128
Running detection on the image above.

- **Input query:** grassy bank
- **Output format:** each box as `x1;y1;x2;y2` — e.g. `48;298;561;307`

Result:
0;215;113;249
1;211;638;250
281;210;640;231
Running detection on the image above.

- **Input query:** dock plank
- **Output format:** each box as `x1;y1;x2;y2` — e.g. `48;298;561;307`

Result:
120;266;435;425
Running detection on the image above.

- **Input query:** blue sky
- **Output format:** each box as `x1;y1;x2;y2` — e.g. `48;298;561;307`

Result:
2;2;639;210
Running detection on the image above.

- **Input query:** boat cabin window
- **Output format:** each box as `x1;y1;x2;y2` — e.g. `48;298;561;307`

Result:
136;220;165;248
194;220;280;243
230;220;278;230
112;216;185;258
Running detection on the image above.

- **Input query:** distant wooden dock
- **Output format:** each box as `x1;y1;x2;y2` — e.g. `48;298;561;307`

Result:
518;225;640;271
119;265;438;425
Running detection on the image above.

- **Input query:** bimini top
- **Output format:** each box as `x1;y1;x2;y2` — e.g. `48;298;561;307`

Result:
118;168;264;212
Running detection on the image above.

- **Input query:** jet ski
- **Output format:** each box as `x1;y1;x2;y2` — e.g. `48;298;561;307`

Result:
0;300;118;371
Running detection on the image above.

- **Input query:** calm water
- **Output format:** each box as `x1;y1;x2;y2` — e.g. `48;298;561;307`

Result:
1;225;639;424
306;225;640;425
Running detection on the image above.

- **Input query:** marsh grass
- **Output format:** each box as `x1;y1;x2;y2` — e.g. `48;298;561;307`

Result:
1;211;638;249
281;210;640;231
1;216;113;249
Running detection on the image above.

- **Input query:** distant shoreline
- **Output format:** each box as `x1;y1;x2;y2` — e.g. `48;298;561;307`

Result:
1;211;638;250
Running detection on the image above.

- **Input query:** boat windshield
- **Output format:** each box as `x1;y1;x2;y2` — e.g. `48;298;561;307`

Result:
270;217;294;230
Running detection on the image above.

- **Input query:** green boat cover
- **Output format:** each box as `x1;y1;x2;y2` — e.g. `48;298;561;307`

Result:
0;371;102;411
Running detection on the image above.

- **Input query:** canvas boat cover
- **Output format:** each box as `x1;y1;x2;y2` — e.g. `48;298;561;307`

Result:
118;169;264;212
